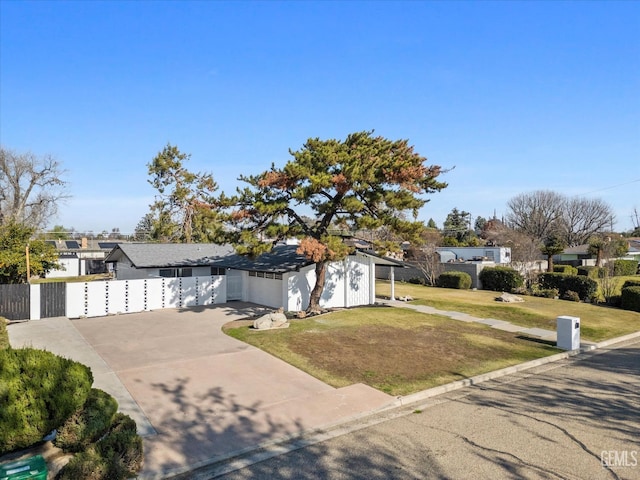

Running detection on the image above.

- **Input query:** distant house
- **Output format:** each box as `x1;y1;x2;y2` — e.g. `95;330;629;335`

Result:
555;239;640;266
105;243;403;311
45;239;115;278
435;246;511;265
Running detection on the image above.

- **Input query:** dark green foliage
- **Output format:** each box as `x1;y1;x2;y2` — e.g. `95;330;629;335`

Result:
577;266;603;279
614;260;639;276
621;279;640;290
562;290;581;302
607;295;622;307
57;413;143;480
532;288;559;299
538;273;597;301
479;266;524;292
0;319;8;350
0;222;60;283
553;265;578;275
437;271;472;289
560;275;598;301
55;388;118;453
0;348;92;454
621;286;640;312
408;277;426;285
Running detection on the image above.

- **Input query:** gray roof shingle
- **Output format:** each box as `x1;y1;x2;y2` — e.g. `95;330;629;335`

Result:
104;243;235;268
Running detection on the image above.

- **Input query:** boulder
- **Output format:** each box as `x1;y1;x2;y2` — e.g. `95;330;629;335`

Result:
495;293;524;303
253;310;289;330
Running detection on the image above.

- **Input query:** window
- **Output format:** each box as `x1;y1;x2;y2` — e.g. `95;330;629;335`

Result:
257;272;265;278
211;267;226;276
274;273;283;280
248;271;257;277
159;268;176;278
159;268;192;278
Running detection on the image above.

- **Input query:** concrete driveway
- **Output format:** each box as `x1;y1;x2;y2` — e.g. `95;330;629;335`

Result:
7;303;393;479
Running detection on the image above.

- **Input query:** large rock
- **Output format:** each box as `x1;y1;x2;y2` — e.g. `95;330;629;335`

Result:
495;293;524;303
253;310;289;330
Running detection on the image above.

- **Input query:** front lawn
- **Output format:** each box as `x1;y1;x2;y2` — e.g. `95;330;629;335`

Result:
224;307;560;396
376;280;640;342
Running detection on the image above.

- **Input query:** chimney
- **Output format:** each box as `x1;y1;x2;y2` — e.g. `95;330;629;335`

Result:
81;237;88;249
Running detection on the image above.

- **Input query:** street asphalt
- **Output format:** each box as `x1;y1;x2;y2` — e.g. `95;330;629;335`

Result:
180;338;640;480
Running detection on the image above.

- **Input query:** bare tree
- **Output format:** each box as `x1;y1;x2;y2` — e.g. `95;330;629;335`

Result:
506;190;564;242
0;147;69;229
406;228;443;285
560;197;614;246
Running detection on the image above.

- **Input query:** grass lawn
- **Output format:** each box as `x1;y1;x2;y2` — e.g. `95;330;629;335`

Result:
376;280;640;342
224;307;560;396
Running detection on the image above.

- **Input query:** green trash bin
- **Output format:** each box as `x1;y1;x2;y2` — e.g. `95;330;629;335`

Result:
0;455;47;480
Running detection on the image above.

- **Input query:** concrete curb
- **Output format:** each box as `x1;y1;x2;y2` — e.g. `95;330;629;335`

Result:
161;329;640;480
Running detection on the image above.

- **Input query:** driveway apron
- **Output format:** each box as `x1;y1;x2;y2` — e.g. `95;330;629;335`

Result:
8;303;393;479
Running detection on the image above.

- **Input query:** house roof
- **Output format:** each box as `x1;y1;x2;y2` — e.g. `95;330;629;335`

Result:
104;243;235;268
211;245;313;273
212;245;406;273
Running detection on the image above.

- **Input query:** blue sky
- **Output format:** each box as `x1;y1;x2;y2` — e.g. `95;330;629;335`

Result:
1;0;639;235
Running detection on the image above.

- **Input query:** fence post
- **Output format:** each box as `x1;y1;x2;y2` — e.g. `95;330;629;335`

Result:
29;284;41;320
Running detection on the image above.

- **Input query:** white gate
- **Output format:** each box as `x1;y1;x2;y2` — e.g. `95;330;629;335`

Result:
226;271;243;301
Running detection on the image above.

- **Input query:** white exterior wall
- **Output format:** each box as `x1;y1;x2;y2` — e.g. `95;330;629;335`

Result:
47;257;83;278
285;253;373;311
437;247;511;264
66;275;226;318
247;276;283;308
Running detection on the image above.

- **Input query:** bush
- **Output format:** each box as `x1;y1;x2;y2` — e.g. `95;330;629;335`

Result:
621;279;640;290
0;348;93;454
554;265;578;275
614;259;639;276
621;286;640;313
57;413;143;480
479;266;524;292
606;295;622;307
561;275;598;301
436;271;472;289
538;273;565;291
577;266;603;279
561;290;581;302
408;277;426;285
538;273;597;301
532;288;559;299
55;388;118;453
0;318;9;351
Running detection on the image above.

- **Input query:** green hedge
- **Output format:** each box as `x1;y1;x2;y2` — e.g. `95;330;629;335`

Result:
479;266;524;292
0;348;93;454
57;413;143;480
577;266;603;279
0;318;9;351
55;388;118;453
621;286;640;313
538;273;598;301
621;279;640;290
554;265;578;275
614;260;639;276
436;271;472;289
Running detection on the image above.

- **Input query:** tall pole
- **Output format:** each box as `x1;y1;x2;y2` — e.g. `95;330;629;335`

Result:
25;245;31;283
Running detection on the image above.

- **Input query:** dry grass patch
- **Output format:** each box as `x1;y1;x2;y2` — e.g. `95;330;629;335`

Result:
376;280;640;342
224;307;558;396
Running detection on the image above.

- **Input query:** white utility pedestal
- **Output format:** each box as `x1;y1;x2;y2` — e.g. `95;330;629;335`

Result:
557;315;580;350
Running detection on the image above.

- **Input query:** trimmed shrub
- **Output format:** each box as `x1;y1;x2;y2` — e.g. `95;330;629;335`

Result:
554;265;578;275
614;259;639;277
607;295;622;307
479;266;524;292
436;271;472;289
538;273;565;291
0;318;9;351
577;266;603;279
0;348;93;454
532;288;559;299
561;275;598;301
562;290;581;302
538;273;597;301
621;286;640;313
57;413;143;480
55;388;118;453
621;279;640;290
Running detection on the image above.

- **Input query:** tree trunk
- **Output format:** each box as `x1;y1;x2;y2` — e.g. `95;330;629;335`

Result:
547;254;554;272
307;261;327;313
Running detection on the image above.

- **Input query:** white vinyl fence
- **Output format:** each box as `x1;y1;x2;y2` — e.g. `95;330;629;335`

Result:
63;275;226;319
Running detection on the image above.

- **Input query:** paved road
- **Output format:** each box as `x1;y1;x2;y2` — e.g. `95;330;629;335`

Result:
182;339;640;480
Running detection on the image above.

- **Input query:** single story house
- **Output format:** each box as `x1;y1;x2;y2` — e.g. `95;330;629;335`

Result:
105;243;403;311
435;246;511;264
